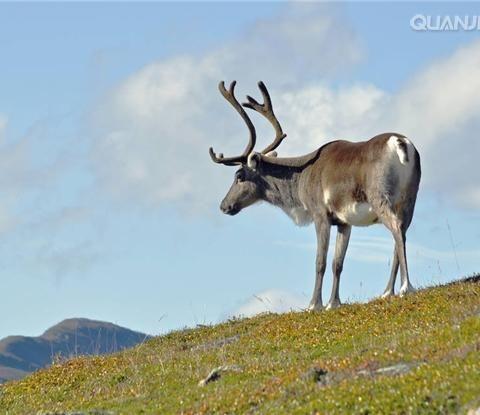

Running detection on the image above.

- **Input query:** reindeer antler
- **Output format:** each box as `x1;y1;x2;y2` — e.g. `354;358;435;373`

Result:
209;81;257;166
243;81;287;155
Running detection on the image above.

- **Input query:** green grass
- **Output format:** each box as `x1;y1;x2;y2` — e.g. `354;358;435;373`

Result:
1;277;479;414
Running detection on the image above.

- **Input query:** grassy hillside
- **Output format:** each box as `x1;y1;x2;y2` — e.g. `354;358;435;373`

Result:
1;276;479;414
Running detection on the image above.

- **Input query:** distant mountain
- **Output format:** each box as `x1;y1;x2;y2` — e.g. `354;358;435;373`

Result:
0;318;150;383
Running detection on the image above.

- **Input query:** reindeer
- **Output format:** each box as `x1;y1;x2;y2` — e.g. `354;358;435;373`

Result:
209;81;421;311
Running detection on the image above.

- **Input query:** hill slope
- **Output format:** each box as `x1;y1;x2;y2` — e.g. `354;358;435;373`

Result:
1;277;479;414
0;318;149;384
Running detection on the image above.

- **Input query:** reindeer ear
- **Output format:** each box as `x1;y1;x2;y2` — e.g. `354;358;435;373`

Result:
265;151;277;157
247;152;261;170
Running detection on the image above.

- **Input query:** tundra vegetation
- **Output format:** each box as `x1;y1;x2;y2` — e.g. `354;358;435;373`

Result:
0;276;479;414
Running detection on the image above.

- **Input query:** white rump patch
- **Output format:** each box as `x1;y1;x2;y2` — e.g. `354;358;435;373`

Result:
387;135;416;193
336;202;378;227
388;135;412;165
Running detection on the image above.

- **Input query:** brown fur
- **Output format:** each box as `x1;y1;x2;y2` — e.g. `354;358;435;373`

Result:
215;132;421;309
212;80;421;310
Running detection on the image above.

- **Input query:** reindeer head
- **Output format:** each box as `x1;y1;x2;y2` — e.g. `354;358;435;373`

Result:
209;81;287;215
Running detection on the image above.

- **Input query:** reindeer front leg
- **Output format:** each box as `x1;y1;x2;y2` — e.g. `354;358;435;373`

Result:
308;219;330;311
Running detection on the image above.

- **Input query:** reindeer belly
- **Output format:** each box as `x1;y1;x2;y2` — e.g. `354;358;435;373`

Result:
335;202;378;226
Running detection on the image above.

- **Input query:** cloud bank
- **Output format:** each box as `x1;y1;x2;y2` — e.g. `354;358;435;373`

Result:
227;289;306;319
90;4;363;212
90;4;480;211
0;114;7;143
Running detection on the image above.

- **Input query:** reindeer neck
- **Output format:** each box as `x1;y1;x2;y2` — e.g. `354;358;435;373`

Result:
260;163;305;211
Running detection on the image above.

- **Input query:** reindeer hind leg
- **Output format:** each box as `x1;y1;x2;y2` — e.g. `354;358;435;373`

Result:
326;224;351;309
382;248;398;298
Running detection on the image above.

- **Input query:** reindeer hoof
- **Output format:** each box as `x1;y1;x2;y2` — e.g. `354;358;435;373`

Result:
307;303;323;312
325;300;341;310
399;284;415;297
381;290;395;299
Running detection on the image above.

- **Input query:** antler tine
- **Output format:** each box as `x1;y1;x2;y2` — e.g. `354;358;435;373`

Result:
209;81;257;166
243;81;287;155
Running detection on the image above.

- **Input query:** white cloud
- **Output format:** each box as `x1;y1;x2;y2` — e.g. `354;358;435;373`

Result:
90;4;364;212
90;4;480;212
384;40;480;208
387;41;480;147
0;114;7;143
273;83;387;155
227;3;363;84
227;289;306;319
264;40;480;209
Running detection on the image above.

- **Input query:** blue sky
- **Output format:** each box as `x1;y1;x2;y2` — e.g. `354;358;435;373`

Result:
1;2;479;339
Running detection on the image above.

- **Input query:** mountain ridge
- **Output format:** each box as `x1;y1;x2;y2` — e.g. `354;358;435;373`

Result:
0;318;150;383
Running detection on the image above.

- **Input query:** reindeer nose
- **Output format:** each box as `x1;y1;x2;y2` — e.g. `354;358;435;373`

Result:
220;201;239;215
220;202;231;213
